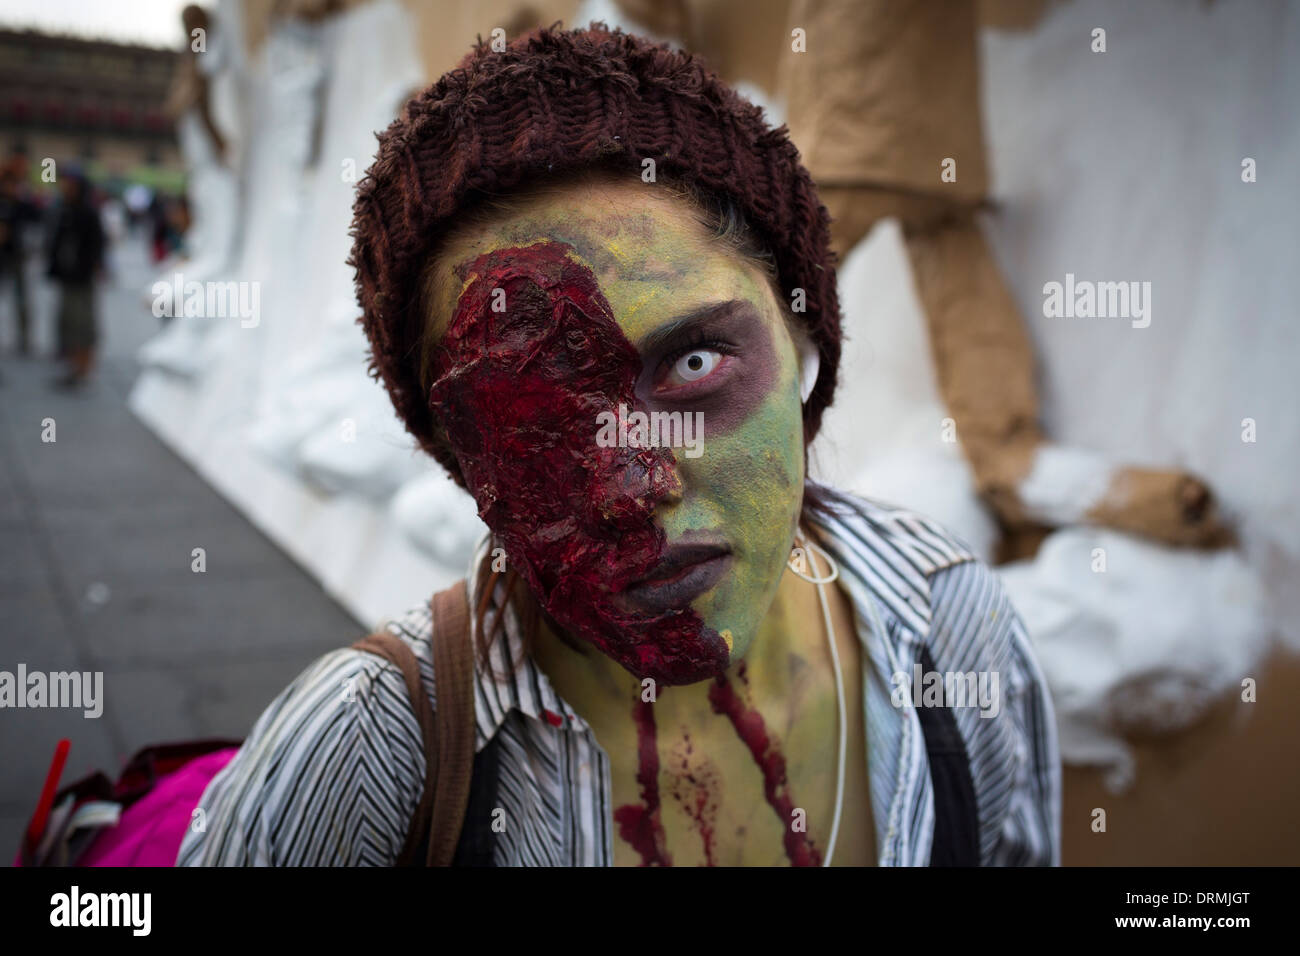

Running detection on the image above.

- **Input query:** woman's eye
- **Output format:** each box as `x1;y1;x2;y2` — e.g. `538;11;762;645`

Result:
669;349;721;385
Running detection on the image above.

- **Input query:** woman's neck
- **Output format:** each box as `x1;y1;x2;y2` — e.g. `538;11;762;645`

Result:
523;523;869;866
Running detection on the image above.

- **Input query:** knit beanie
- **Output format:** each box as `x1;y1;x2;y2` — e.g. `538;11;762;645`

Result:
349;22;841;487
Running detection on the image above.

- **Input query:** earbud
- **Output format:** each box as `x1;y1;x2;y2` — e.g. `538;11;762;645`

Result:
797;336;820;404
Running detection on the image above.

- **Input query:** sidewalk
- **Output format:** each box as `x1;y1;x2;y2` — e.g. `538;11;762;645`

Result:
0;236;361;859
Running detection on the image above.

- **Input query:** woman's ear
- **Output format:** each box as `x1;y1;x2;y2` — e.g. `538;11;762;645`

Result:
797;333;820;404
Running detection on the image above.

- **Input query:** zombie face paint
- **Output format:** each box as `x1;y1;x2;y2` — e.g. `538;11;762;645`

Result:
427;179;806;685
430;241;730;684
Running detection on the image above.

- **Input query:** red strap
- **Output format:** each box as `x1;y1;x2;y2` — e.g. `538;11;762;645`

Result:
22;738;70;863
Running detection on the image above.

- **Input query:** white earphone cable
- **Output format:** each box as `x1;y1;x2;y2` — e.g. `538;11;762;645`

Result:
789;532;845;867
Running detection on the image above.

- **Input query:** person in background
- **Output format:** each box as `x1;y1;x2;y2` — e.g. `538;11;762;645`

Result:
149;193;170;263
167;195;192;258
0;164;37;356
46;169;105;389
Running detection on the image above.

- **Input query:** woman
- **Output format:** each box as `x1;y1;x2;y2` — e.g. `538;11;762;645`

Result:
179;24;1059;867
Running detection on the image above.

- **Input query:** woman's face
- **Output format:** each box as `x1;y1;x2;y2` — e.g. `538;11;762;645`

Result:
426;178;806;686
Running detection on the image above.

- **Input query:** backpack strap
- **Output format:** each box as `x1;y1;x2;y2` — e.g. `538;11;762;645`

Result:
855;570;980;866
915;646;981;866
427;582;476;865
351;579;475;867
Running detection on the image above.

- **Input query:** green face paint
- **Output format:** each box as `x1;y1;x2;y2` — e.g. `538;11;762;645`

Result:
430;178;806;675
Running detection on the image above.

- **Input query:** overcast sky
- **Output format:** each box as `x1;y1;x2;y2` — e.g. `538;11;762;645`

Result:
1;0;192;48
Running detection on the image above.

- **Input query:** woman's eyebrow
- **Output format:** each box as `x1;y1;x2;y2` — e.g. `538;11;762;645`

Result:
634;300;749;354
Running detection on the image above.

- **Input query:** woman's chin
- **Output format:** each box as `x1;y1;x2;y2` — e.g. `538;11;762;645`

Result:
609;622;733;688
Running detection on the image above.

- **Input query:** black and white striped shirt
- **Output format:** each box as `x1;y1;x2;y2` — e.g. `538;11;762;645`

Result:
177;488;1061;866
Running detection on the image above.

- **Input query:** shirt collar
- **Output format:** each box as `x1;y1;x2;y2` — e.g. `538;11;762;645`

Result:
805;487;943;641
464;536;594;750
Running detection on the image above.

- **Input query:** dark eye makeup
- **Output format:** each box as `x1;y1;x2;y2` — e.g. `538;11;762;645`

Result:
637;300;766;401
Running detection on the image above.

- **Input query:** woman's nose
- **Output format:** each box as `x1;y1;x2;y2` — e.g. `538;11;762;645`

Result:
654;451;685;508
588;445;682;527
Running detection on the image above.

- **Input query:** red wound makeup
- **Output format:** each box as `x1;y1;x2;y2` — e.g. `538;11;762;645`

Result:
429;241;731;685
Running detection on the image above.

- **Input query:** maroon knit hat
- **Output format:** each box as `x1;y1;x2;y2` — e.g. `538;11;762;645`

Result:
349;22;841;487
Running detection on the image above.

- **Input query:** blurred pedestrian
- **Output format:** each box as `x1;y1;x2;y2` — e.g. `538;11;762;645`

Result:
46;169;104;388
168;195;191;256
149;193;169;263
0;166;37;355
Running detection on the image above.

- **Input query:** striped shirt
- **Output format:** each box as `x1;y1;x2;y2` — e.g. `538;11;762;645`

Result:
177;487;1061;866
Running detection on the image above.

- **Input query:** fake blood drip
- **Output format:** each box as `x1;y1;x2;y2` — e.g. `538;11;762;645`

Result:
612;697;673;866
428;241;729;686
617;679;815;867
709;673;822;867
666;731;719;866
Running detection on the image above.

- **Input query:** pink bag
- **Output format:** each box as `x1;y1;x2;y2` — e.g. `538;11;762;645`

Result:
78;748;239;866
16;739;240;867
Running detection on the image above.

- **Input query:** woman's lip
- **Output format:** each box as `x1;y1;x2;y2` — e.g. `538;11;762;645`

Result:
620;549;732;613
632;542;731;585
